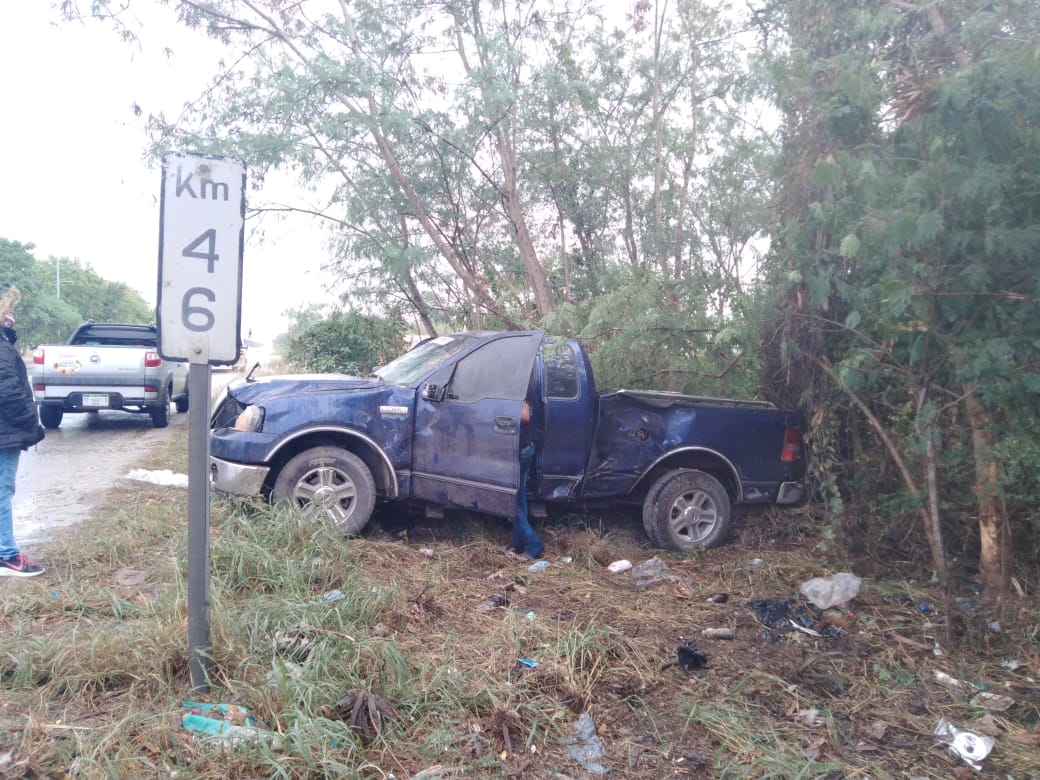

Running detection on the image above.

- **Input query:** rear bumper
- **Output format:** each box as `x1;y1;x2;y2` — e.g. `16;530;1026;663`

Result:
776;481;805;505
209;456;269;497
36;391;161;411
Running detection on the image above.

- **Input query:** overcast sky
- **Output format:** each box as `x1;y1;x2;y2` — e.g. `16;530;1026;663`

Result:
0;3;334;345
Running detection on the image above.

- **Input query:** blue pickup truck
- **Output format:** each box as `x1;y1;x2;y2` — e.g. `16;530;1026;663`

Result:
208;331;805;550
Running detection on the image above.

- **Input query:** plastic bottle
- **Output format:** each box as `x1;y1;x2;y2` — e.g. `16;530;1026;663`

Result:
701;627;735;639
528;560;550;573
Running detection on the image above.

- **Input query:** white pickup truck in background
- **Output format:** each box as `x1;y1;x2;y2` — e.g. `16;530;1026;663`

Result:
31;322;189;429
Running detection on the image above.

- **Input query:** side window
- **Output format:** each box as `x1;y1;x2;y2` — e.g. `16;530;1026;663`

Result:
449;336;539;403
541;337;579;399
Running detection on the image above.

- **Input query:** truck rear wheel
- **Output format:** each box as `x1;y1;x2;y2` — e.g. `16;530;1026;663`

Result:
642;469;731;550
150;387;170;428
272;446;376;536
39;406;63;429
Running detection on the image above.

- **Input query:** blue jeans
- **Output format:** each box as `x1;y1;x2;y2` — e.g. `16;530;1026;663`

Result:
0;449;21;559
511;444;543;558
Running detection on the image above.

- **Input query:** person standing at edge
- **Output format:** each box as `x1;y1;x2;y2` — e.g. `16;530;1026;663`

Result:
509;376;544;560
0;284;45;577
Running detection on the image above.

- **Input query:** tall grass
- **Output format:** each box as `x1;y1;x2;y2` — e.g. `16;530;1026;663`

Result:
0;425;1036;778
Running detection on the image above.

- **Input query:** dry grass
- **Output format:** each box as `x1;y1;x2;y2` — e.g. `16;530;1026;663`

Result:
0;430;1037;778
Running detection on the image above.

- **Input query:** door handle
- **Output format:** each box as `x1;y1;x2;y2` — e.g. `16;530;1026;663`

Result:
495;416;517;434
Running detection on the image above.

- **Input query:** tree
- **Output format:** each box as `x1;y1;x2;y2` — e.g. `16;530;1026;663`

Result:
284;310;405;374
758;0;1040;600
0;239;153;347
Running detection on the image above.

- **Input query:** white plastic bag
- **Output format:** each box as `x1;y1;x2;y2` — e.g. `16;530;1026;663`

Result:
799;572;862;609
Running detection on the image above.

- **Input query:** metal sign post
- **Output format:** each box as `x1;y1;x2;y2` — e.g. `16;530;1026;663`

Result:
157;152;246;692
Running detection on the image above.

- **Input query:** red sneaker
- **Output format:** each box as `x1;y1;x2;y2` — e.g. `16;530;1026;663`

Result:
0;554;44;578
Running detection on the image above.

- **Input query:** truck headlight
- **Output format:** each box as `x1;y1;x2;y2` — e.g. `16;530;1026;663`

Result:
234;405;265;432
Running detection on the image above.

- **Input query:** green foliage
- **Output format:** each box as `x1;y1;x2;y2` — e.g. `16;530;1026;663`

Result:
65;0;1040;580
759;0;1040;576
284;310;407;374
0;238;153;347
577;269;763;400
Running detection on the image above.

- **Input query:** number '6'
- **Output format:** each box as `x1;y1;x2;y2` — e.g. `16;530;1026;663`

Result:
182;287;216;332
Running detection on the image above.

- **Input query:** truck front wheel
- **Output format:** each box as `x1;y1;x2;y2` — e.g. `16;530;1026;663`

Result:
642;469;732;550
272;446;376;537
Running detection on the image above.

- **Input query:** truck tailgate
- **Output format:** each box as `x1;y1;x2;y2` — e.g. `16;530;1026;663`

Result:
36;346;151;390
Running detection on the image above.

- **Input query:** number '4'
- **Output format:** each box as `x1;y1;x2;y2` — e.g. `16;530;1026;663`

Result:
183;229;219;273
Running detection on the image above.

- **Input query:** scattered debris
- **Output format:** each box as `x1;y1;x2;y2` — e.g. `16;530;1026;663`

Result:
746;598;817;630
933;670;980;698
795;708;824;727
676;637;708;671
181;701;282;750
970;692;1014;712
738;558;765;570
528;560;550;573
476;593;510;611
565;713;610;775
701;627;734;639
788;620;822;637
934;717;995;771
318;589;345;602
631;556;668;579
328;691;401;743
799;572;861;609
706;592;729;604
607;559;633;573
274;629;314;661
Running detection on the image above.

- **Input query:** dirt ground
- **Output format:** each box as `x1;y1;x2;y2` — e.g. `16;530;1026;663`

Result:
2;486;1037;778
359;504;1040;779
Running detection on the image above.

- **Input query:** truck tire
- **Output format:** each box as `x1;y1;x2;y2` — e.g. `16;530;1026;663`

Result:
642;469;732;550
272;446;376;536
39;406;63;429
175;393;189;414
150;387;171;428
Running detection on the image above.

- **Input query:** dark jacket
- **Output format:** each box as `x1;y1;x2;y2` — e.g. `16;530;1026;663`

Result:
0;328;45;451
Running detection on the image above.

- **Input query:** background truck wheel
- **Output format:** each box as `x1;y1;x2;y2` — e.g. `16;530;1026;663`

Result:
39;406;63;429
642;469;732;550
272;446;376;536
175;393;189;413
150;387;171;428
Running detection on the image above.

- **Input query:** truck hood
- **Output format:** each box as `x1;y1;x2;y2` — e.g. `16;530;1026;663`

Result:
227;373;383;405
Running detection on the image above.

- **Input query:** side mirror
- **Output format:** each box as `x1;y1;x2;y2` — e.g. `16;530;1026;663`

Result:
421;382;444;402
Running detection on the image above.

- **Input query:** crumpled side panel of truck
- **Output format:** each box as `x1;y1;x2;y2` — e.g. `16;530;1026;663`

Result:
581;390;801;501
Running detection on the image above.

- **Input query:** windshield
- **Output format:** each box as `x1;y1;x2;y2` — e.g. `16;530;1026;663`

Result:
375;334;479;386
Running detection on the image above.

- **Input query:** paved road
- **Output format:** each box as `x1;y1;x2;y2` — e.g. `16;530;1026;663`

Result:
11;370;238;550
11;407;191;549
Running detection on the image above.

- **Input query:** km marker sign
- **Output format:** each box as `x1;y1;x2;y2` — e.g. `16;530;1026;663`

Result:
156;151;246;692
157;152;245;365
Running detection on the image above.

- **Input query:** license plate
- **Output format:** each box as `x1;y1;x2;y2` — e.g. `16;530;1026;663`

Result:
82;393;110;408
